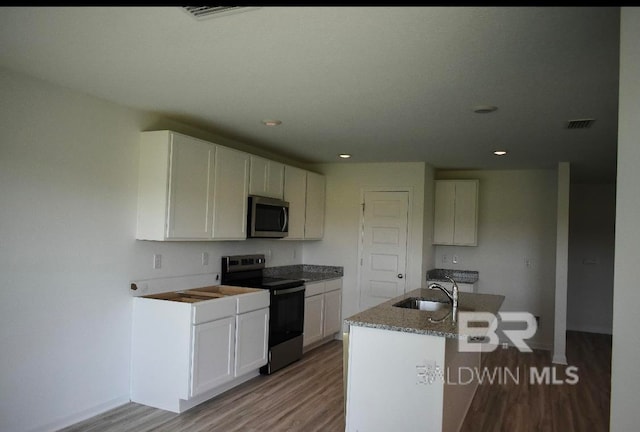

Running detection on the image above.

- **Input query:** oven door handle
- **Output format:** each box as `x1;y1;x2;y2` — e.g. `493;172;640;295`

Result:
273;285;305;296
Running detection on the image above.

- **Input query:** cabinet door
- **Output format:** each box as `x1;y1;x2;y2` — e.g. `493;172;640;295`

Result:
433;181;456;245
212;146;250;239
250;156;284;199
235;308;269;377
283;165;307;239
304;294;324;347
167;133;215;239
191;316;235;397
452;180;478;246
323;289;342;337
304;171;325;239
266;160;284;200
249;156;269;197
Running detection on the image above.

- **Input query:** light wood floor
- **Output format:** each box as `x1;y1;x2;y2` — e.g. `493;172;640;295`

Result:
61;331;610;432
60;340;345;432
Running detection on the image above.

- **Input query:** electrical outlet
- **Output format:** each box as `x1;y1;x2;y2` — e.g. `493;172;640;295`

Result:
202;252;209;266
153;254;162;269
452;255;459;264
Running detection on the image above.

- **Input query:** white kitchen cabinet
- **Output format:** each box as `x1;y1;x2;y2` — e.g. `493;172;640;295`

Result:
249;155;284;199
433;179;479;246
136;130;215;240
303;278;342;349
283;165;307;239
304;294;324;346
191;316;235;396
131;288;269;413
304;171;325;239
136;131;250;241
283;166;326;240
426;279;477;294
211;146;250;240
323;288;342;336
234;307;269;377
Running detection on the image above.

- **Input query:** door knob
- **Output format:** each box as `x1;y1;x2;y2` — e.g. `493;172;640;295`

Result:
397;274;403;279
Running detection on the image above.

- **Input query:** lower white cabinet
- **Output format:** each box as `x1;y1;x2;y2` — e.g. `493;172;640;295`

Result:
304;294;325;346
131;289;269;413
234;307;269;377
303;278;342;348
191;316;235;397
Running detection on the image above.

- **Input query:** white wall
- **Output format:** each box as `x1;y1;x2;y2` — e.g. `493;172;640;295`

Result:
611;7;640;431
0;67;302;432
303;162;428;321
434;169;557;350
567;183;615;334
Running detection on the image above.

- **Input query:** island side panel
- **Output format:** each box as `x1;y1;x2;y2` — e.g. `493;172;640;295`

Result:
346;325;446;432
442;338;481;432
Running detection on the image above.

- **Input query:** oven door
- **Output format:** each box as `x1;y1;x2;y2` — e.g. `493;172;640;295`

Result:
269;285;305;346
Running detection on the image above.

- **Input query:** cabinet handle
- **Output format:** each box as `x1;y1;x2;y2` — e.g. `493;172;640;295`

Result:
397;274;403;279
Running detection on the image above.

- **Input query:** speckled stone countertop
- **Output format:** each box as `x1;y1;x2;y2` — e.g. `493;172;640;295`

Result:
344;288;504;339
427;268;479;284
263;264;343;282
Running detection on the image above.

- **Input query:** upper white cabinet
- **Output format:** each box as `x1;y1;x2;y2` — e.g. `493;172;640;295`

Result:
211;146;250;240
305;171;326;239
433;179;479;246
283;166;326;240
249;156;284;199
136;131;249;241
137;131;215;240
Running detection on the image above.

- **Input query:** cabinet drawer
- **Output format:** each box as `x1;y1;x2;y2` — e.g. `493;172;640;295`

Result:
324;278;342;293
236;290;270;314
192;296;236;325
305;281;325;297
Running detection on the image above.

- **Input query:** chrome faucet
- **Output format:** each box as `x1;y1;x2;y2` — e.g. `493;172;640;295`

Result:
428;276;459;321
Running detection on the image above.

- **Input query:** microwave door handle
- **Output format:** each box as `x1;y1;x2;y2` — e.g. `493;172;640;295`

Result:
281;207;288;232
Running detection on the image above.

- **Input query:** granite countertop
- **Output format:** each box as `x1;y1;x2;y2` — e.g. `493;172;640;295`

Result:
263;264;344;282
344;288;504;339
426;268;479;284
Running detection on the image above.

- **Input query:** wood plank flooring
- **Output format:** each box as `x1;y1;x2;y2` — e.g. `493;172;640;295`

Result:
60;331;610;432
60;340;345;432
460;331;612;432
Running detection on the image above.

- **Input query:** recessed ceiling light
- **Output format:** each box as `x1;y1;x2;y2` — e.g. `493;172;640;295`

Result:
339;154;352;159
493;150;508;156
473;105;498;114
262;119;282;127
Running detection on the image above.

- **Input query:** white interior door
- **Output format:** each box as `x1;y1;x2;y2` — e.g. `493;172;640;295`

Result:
359;191;409;311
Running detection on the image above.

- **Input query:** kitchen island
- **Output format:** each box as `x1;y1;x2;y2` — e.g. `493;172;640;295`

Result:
343;287;504;432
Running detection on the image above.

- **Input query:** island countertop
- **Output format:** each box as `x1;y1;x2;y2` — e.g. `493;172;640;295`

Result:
344;288;505;339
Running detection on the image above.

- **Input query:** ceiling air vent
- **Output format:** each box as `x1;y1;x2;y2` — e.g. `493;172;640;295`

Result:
182;6;254;20
567;118;595;129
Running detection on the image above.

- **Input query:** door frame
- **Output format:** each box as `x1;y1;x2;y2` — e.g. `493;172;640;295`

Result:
357;187;414;312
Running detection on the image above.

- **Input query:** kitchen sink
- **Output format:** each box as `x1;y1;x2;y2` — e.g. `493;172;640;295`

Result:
393;297;450;311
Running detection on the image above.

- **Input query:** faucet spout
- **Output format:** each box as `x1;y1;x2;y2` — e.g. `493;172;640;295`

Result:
428;276;459;321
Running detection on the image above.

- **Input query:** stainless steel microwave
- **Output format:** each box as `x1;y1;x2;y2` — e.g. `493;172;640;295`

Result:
247;195;289;238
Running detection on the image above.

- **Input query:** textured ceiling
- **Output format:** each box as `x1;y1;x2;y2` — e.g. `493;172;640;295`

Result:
0;6;620;182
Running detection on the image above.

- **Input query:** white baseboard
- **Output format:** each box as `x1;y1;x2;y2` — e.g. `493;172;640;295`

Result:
29;394;130;432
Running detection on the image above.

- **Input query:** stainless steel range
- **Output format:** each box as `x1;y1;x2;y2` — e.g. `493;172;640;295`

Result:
221;254;305;375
